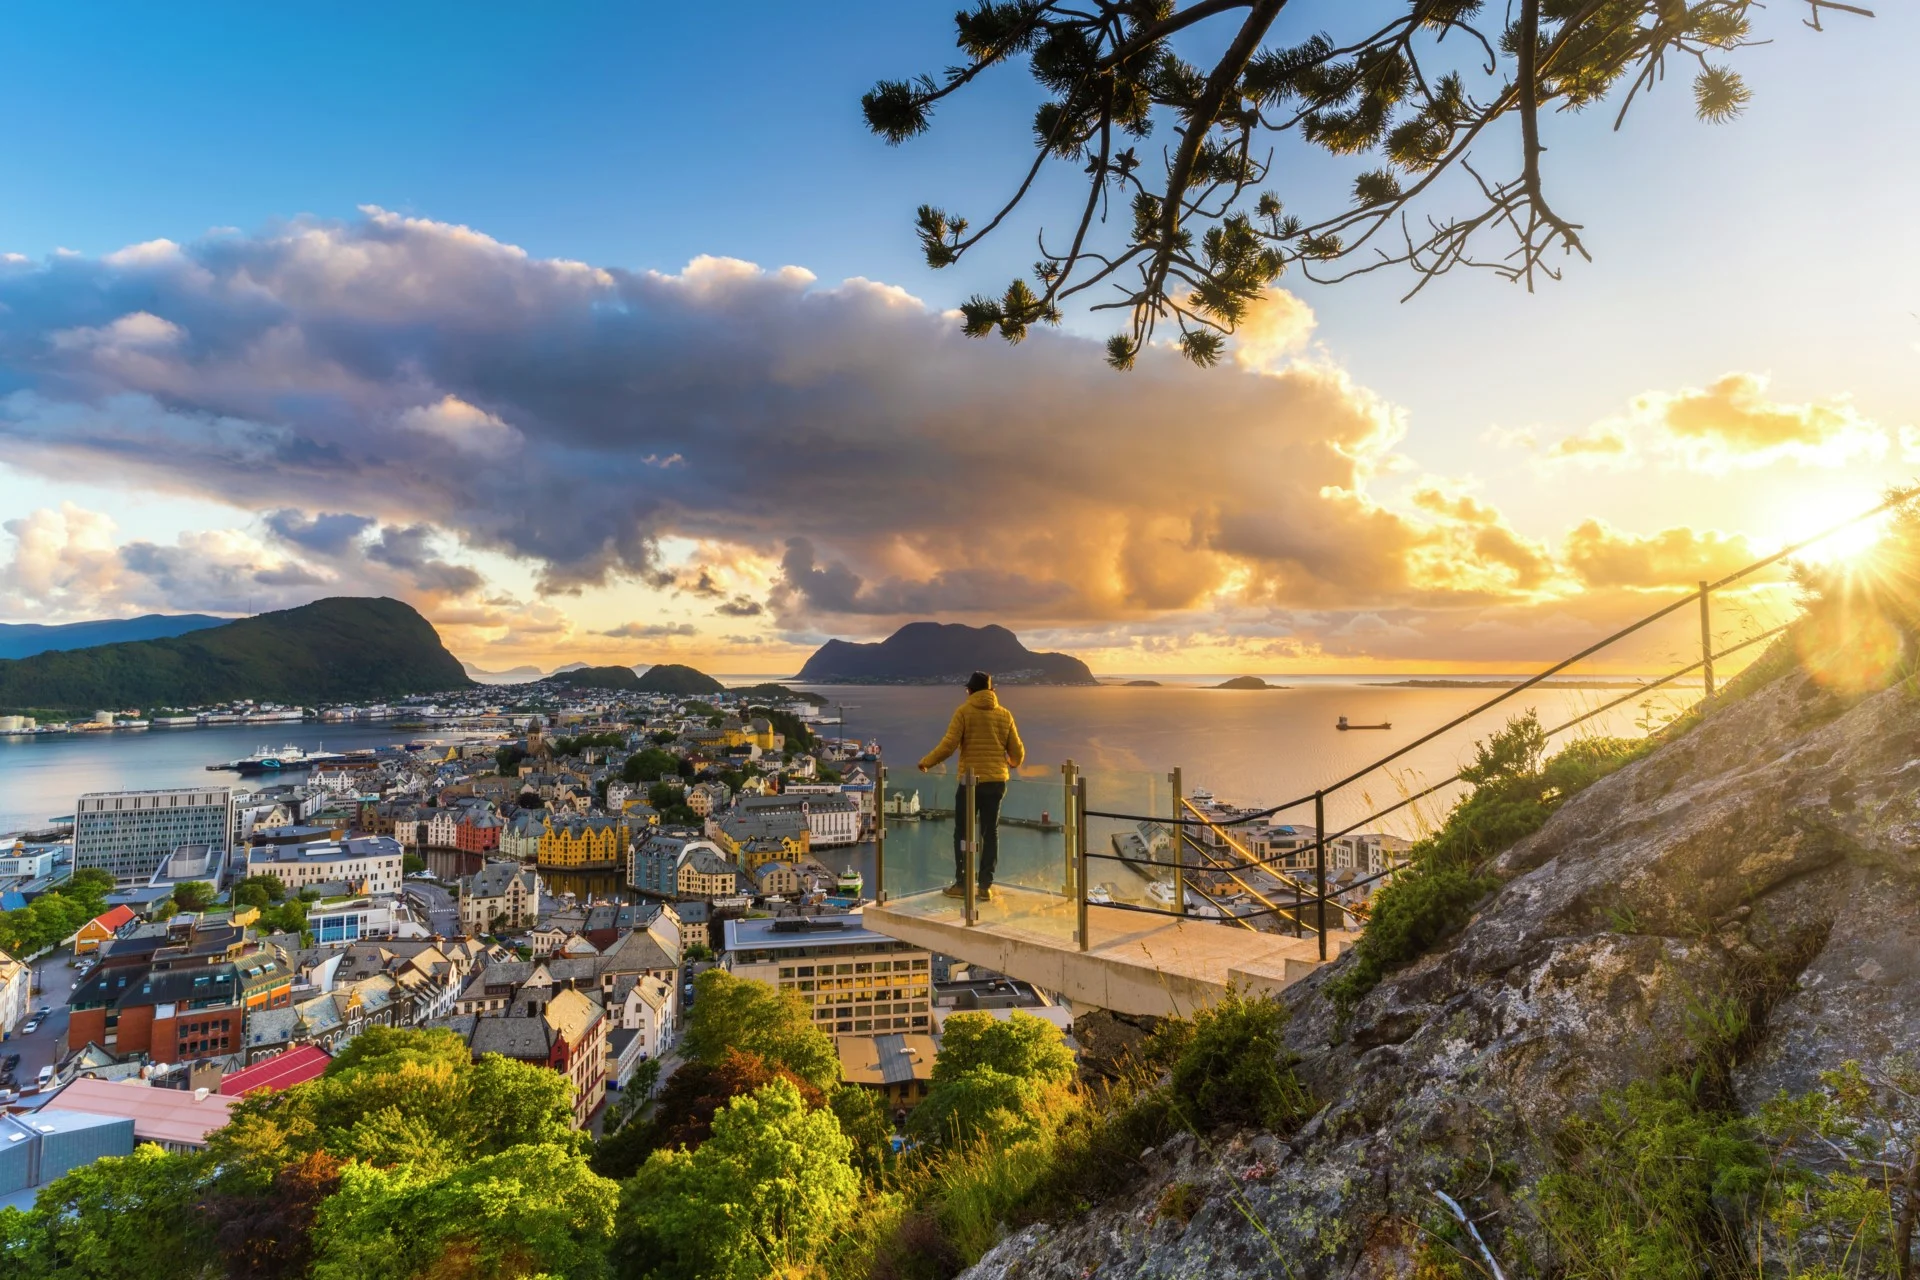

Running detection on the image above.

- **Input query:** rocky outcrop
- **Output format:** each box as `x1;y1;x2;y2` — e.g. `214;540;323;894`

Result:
966;656;1920;1278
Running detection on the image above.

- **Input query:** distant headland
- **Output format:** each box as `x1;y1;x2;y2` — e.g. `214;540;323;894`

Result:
795;622;1096;686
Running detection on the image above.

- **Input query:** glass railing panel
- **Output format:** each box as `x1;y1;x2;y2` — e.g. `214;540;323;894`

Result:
1079;765;1176;915
877;765;959;910
971;767;1076;942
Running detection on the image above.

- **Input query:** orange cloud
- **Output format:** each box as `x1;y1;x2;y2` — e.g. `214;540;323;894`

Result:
1564;520;1757;589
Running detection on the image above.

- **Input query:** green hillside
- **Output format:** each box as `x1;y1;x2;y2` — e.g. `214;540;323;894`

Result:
548;665;644;691
0;597;472;713
635;663;725;695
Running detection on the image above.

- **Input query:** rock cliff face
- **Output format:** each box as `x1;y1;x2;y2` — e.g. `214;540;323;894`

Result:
965;656;1920;1278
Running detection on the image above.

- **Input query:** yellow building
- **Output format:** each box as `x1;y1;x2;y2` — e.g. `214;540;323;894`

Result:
744;718;784;753
724;915;932;1035
538;814;627;870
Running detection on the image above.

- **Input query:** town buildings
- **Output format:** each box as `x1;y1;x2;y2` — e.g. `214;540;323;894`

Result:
244;834;404;896
0;948;29;1037
74;787;232;885
458;861;541;932
723;915;933;1036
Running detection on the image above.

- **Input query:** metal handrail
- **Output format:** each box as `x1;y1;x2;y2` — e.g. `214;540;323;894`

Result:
888;489;1914;957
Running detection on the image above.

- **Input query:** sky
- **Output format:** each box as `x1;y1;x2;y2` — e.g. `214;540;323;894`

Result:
0;1;1914;676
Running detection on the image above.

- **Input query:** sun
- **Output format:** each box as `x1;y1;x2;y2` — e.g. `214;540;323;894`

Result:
1770;501;1891;568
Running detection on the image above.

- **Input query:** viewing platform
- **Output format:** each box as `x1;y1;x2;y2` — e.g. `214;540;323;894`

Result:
865;887;1355;1018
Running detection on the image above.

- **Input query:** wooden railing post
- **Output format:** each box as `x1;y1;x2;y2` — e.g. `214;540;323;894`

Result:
874;761;886;905
1075;777;1089;952
961;768;977;927
1698;580;1715;702
1061;760;1077;897
1170;767;1186;917
1314;790;1327;962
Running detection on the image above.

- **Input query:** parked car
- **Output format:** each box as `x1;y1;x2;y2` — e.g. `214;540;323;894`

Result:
20;1019;39;1035
2;1052;19;1071
34;1006;49;1020
35;1065;54;1088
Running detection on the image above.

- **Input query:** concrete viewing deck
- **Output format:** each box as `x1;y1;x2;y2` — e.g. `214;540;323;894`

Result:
865;887;1357;1018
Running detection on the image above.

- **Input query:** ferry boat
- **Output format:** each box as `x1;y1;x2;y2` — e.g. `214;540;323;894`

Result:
1087;883;1115;905
834;865;864;897
1335;715;1391;731
208;744;349;775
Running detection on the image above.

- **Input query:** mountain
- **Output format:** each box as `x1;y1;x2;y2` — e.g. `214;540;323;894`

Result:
0;613;228;660
463;663;548;683
0;597;471;713
635;663;725;695
795;622;1096;685
547;664;644;691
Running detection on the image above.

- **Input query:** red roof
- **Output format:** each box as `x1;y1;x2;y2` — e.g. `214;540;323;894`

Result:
218;1045;333;1096
87;905;136;933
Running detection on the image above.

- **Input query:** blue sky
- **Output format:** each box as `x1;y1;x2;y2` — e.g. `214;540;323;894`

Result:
0;2;1914;672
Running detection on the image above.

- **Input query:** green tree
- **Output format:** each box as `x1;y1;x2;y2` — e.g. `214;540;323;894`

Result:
908;1064;1049;1148
623;748;680;784
932;1011;1075;1087
829;1084;895;1184
680;969;840;1091
5;1145;217;1280
171;880;217;913
401;852;426;876
615;1079;859;1280
309;1145;617;1280
865;2;1869;370
68;868;115;903
495;744;527;776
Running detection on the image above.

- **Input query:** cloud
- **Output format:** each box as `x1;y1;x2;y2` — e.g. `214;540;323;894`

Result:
395;395;522;456
0;503;337;617
715;596;764;617
264;509;377;555
598;621;698;639
0;209;1530;629
1563;520;1757;589
1536;373;1883;473
1230;289;1317;372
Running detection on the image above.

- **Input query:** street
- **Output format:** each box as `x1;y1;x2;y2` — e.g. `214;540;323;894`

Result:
5;946;78;1092
405;879;460;936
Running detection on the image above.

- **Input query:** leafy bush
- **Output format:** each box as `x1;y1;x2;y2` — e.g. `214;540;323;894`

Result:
1162;989;1310;1132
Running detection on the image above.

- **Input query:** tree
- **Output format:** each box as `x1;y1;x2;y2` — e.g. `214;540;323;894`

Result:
171;880;217;913
680;969;841;1091
614;1079;859;1280
495;744;527;776
864;0;1872;369
829;1084;895;1184
68;867;115;902
401;852;426;876
202;1150;343;1280
307;1146;617;1280
933;1010;1077;1087
646;780;685;811
6;1145;218;1280
908;1063;1049;1147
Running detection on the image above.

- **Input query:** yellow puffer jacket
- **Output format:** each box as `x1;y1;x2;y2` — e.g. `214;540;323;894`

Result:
919;689;1026;782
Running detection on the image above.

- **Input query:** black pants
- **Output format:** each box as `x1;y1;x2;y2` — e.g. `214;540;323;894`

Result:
953;779;1006;890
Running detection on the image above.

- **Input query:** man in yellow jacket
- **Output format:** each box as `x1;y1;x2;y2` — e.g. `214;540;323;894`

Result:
918;671;1025;902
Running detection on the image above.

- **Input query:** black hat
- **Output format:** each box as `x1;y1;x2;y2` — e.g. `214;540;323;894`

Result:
966;671;992;694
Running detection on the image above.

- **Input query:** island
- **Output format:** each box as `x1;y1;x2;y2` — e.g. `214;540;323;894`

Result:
0;596;471;713
546;664;645;691
634;663;726;695
1123;679;1162;687
1214;675;1286;690
795;622;1097;685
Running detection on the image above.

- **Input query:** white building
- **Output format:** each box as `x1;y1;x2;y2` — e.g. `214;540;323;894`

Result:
0;949;30;1037
0;847;58;880
74;787;232;885
245;835;404;896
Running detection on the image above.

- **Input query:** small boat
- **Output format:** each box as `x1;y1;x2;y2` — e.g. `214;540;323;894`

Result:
1087;883;1115;905
835;865;864;898
1146;880;1199;911
1335;716;1391;731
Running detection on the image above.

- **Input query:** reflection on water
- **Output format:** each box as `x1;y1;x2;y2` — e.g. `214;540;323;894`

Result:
420;848;629;901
